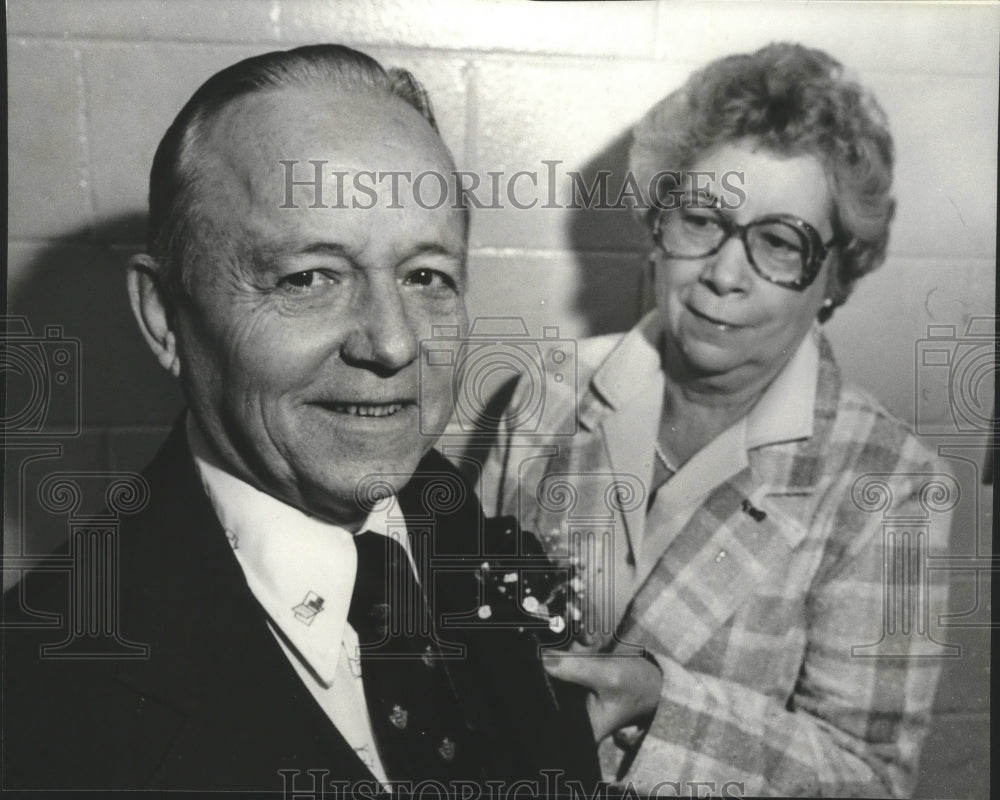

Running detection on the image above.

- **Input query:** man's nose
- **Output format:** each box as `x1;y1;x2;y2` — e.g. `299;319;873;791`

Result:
699;236;752;295
341;278;418;372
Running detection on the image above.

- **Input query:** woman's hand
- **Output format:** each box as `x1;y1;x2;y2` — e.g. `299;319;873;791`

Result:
543;645;663;742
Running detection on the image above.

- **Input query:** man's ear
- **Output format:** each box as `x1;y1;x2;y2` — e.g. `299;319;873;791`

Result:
127;254;182;377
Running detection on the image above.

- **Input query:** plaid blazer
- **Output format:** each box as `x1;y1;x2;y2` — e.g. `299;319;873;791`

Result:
477;324;953;798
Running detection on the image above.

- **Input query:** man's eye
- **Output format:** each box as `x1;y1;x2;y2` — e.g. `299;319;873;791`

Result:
277;270;336;291
404;268;458;292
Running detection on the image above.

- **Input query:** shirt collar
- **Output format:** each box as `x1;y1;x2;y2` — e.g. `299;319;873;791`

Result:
588;311;818;449
745;325;819;449
185;415;395;686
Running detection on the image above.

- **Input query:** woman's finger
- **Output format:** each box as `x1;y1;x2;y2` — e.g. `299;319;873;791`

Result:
542;651;615;692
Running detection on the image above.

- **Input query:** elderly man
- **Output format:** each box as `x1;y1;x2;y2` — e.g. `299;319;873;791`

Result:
3;45;597;794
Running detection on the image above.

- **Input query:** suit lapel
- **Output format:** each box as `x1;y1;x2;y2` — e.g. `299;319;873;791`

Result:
111;420;382;790
398;450;601;786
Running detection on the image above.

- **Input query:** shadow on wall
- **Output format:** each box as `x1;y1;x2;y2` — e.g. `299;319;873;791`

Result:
7;212;183;429
4;213;183;572
566;129;650;336
451;131;649;491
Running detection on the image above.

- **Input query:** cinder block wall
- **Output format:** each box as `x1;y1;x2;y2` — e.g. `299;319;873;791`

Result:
5;2;995;797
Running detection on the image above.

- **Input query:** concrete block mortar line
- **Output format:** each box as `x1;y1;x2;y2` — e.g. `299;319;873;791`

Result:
14;35;994;86
927;709;990;724
469;247;641;260
5;18;997;83
461;59;477;173
71;46;98;241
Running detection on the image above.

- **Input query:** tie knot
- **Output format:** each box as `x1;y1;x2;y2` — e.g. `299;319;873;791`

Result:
348;531;424;644
353;529;407;569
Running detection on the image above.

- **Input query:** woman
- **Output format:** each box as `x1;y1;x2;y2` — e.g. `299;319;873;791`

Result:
480;43;952;797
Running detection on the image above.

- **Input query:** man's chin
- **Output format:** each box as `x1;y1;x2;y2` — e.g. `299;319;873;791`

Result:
299;450;427;520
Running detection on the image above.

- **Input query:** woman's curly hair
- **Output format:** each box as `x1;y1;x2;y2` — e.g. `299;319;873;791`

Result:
630;42;895;320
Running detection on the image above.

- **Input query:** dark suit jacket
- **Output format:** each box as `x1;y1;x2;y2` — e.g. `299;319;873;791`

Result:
2;420;598;795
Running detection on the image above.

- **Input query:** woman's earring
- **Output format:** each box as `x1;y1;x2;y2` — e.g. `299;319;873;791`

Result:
642;253;660;312
822;297;834;309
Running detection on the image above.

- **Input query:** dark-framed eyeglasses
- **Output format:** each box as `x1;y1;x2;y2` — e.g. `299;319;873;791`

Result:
651;203;837;291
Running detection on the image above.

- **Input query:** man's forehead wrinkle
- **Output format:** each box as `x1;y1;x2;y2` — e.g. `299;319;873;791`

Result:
184;84;465;278
199;88;456;204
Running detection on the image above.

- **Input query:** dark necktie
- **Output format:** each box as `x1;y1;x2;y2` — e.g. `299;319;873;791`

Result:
347;530;484;784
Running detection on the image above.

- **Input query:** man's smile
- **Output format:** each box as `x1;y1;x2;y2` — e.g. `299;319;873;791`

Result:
320;400;414;418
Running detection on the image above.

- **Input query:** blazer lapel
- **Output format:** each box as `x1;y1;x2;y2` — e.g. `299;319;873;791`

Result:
619;466;807;663
599;378;662;555
586;319;664;559
615;341;843;663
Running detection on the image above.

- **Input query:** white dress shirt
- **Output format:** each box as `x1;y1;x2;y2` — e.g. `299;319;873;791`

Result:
187;417;418;787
